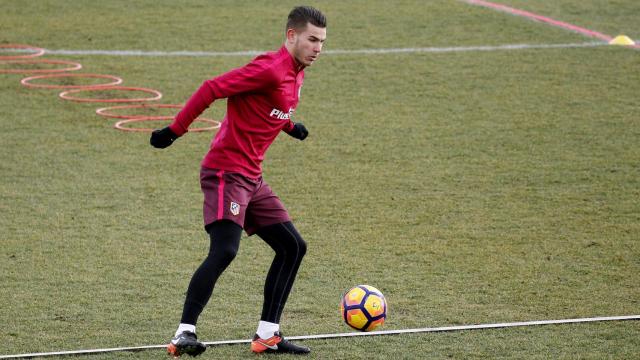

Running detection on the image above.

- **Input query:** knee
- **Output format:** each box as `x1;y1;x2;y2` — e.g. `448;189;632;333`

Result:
216;242;238;265
285;224;306;259
296;236;307;258
206;220;242;266
274;233;306;260
207;233;239;267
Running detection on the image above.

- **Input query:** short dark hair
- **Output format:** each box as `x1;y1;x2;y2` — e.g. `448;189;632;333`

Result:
286;6;326;31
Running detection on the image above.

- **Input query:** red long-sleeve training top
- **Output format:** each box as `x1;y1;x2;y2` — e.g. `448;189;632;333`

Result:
169;45;304;179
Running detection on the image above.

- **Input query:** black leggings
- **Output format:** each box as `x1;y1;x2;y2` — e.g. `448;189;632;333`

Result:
180;220;307;325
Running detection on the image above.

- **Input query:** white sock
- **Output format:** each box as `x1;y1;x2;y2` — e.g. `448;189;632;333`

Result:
175;323;196;337
256;320;279;339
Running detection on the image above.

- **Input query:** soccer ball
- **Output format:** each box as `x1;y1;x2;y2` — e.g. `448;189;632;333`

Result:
340;285;387;331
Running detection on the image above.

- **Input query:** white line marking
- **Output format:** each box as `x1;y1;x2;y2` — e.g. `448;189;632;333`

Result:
285;315;640;341
40;42;605;57
1;315;638;359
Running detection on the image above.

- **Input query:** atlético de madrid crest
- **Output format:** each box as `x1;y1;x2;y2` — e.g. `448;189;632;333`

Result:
230;201;240;216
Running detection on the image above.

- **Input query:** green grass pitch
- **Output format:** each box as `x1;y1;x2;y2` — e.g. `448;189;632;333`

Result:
1;1;639;358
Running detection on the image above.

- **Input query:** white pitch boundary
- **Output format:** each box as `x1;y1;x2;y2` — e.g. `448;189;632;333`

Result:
1;315;638;359
40;42;606;57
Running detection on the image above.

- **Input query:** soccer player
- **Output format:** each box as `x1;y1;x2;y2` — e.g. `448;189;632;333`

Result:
150;5;327;358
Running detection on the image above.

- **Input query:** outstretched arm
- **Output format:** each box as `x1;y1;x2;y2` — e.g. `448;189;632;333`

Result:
150;58;277;148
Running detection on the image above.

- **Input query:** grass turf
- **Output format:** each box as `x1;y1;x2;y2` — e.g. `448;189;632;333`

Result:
1;1;639;359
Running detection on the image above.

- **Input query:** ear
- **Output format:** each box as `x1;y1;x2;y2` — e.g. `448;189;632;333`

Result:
286;28;297;44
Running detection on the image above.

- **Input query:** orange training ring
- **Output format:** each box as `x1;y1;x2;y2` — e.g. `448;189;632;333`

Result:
59;86;162;103
21;73;123;89
0;44;46;60
114;117;221;133
96;104;185;119
0;59;82;74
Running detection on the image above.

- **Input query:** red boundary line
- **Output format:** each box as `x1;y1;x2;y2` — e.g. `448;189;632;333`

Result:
463;0;640;49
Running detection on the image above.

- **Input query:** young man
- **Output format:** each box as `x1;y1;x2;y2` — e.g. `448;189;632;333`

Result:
150;5;327;358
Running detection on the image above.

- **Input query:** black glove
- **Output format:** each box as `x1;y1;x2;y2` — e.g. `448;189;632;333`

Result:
286;123;309;141
150;126;178;149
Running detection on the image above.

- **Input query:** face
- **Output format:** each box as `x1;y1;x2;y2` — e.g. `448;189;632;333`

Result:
287;23;327;67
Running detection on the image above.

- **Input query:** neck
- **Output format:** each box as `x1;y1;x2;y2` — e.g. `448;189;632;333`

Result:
284;43;305;71
285;42;295;57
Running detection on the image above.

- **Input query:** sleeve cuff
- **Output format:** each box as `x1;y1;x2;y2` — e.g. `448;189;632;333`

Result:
169;122;187;137
283;120;295;133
